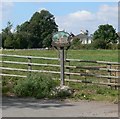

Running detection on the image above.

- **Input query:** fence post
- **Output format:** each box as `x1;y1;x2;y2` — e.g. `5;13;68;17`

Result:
66;60;70;80
107;64;112;88
28;57;32;76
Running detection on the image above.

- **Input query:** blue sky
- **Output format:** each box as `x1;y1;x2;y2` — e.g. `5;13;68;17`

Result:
1;2;118;34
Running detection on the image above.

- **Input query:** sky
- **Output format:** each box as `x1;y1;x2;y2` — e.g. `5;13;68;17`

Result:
1;1;118;35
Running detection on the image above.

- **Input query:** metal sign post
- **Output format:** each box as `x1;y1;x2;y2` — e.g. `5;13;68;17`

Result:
52;31;71;86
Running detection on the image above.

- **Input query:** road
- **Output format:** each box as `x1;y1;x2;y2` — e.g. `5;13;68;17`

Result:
2;96;118;117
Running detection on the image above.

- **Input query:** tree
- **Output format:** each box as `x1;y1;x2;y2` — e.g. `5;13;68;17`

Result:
16;10;58;48
92;24;118;49
2;21;15;49
3;10;58;49
30;10;58;48
13;31;29;49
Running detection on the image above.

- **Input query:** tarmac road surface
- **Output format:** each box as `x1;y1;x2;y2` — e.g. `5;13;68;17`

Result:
2;96;118;117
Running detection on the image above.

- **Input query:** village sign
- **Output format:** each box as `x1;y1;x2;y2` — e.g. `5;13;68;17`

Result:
52;31;71;86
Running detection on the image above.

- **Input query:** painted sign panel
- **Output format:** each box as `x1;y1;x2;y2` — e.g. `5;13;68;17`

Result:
52;31;70;47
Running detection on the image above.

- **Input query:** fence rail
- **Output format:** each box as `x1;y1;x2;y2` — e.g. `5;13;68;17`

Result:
1;54;120;88
1;54;120;64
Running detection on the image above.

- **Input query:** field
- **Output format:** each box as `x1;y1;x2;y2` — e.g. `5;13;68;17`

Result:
2;49;119;62
1;49;119;102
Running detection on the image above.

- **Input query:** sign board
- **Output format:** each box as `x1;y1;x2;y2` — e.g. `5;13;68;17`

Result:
52;31;70;47
52;31;71;86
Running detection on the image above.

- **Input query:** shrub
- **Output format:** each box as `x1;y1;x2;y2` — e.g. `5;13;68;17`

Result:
91;39;107;49
70;38;82;49
2;77;19;95
13;73;57;99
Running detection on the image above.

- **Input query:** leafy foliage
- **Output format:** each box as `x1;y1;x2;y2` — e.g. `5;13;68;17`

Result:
13;73;57;99
2;10;58;49
92;24;118;49
70;38;82;49
2;22;15;49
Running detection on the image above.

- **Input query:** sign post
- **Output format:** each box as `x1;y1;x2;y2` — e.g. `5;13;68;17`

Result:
60;47;64;86
52;31;71;86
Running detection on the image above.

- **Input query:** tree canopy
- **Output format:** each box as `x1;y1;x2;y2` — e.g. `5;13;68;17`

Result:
1;12;119;49
92;24;118;49
2;21;15;49
2;10;58;49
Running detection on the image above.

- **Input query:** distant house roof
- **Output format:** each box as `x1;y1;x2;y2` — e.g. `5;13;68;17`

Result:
73;33;88;39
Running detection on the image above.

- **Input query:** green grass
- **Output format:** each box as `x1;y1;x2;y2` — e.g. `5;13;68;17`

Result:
1;49;119;102
2;49;118;62
67;50;118;62
68;82;118;102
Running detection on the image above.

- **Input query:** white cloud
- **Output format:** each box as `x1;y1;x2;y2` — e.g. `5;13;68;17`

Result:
0;2;14;22
69;10;95;21
2;2;13;11
55;10;96;34
97;5;117;21
55;4;118;35
97;5;118;31
0;2;14;31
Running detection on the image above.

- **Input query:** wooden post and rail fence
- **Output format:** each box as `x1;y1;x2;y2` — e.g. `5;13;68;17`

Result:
0;54;120;88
